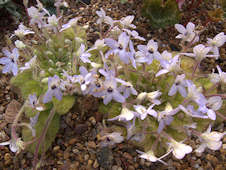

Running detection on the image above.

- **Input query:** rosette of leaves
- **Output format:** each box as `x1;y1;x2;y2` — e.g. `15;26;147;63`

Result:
142;0;181;29
10;27;87;154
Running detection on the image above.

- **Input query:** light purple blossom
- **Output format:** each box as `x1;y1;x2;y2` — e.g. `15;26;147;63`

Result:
179;105;209;119
96;8;114;27
168;74;187;97
27;6;46;28
123;29;145;41
60;17;81;32
134;104;157;120
181;44;218;61
210;65;226;84
105;32;131;64
156;55;181;77
0;48;19;76
116;78;137;98
207;32;226;55
43;75;62;103
136;40;161;65
78;44;91;63
102;77;125;105
175;22;199;43
13;23;34;38
119;15;136;29
108;106;136;122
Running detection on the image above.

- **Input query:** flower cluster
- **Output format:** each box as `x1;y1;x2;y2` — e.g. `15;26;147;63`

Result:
0;1;225;164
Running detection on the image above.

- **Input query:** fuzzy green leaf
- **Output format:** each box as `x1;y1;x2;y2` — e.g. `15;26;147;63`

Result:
53;95;75;115
22;109;60;154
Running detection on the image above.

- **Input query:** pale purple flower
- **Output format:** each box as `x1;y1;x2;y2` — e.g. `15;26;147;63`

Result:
134;104;157;120
116;78;137;98
119;15;136;29
123;29;145;41
27;6;46;28
78;44;91;63
74;66;94;93
54;0;68;8
181;44;218;61
96;8;114;27
0;48;19;76
175;22;199;43
101;77;125;105
179;105;209;119
157;103;180;133
128;40;137;68
136;40;161;65
100;132;124;147
136;91;162;105
60;17;81;32
45;15;61;32
43;75;62;103
30;112;40;136
28;93;44;111
168;74;187;97
0;140;19;153
156;55;181;77
186;80;207;107
207;32;226;55
105;32;131;64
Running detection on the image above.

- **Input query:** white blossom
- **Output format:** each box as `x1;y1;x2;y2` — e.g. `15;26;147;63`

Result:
207;32;226;55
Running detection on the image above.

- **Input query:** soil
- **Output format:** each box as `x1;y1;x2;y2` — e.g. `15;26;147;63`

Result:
0;0;225;170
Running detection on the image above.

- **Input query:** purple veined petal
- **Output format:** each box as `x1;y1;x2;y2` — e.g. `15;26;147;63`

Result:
103;94;113;105
0;57;11;64
119;50;129;64
136;56;148;63
2;48;11;57
12;63;18;76
176;34;183;39
79;66;88;76
53;89;62;101
165;116;173;125
186;22;195;32
155;69;169;77
175;24;186;34
118;32;129;48
178;86;187;98
157;120;165;133
168;84;177;96
2;64;11;74
43;90;53;103
137;45;147;52
113;91;125;103
207;109;216;120
105;38;118;49
12;48;19;60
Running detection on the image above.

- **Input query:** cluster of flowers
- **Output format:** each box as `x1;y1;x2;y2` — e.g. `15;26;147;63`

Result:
0;0;225;164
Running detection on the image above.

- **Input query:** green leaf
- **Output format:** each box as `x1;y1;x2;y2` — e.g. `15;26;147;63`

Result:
98;102;121;118
22;109;60;154
24;106;39;117
53;95;75;115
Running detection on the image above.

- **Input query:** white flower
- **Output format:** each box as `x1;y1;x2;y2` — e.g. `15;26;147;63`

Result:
27;6;46;28
108;106;136;121
60;17;81;32
119;15;136;29
181;44;218;61
207;32;226;55
13;23;34;38
15;40;26;49
136;91;162;105
0;138;25;153
123;29;145;41
134;104;157;120
45;15;61;32
96;8;114;27
196;125;226;153
137;150;171;165
210;65;226;84
101;132;124;146
168;139;192;159
175;22;199;43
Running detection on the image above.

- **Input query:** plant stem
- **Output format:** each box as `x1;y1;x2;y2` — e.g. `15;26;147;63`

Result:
11;104;26;141
32;108;56;169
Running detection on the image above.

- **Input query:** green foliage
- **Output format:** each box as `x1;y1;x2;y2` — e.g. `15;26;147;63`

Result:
142;0;180;29
0;0;22;19
53;95;76;115
10;70;43;99
22;109;60;154
98;102;122;118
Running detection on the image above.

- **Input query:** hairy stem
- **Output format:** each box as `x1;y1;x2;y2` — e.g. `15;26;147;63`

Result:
32;108;56;169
